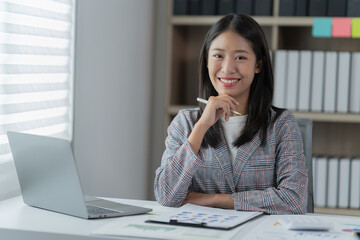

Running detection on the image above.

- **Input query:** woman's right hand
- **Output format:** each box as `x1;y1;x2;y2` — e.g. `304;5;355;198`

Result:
197;95;239;130
188;95;239;154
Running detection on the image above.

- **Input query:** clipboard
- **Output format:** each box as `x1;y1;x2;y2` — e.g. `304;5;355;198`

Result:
146;203;263;230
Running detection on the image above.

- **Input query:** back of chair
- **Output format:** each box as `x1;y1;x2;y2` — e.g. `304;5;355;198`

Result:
296;118;314;213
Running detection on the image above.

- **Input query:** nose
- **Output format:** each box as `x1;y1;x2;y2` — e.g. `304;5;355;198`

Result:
221;56;236;74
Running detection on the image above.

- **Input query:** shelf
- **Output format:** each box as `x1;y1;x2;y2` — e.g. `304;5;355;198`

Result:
315;207;360;216
172;16;314;27
294;112;360;123
169;105;360;123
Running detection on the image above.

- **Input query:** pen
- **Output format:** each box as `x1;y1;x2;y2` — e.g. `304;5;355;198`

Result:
196;97;242;116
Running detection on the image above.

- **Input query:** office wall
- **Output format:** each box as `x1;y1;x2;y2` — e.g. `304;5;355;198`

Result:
147;1;168;199
73;0;155;200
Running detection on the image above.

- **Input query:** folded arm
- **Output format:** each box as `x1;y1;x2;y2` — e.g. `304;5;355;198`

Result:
154;111;204;207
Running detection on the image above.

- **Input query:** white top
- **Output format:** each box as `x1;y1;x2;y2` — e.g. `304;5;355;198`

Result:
220;115;247;164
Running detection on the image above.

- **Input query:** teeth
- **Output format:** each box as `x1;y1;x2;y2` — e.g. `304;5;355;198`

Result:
219;78;239;84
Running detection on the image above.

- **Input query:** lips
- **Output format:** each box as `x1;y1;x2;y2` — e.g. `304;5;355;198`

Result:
218;77;240;87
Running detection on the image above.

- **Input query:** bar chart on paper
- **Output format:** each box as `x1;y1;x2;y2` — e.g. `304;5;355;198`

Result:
168;210;241;225
124;224;177;232
148;204;263;229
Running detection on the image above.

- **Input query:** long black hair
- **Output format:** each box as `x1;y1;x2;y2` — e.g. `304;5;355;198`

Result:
198;13;284;148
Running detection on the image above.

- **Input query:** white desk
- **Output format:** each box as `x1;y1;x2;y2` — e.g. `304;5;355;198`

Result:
1;196;359;240
0;196;158;240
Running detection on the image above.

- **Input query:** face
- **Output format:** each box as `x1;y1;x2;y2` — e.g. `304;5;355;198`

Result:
207;30;261;104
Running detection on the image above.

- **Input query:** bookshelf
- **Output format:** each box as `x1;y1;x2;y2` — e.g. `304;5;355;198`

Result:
164;0;360;215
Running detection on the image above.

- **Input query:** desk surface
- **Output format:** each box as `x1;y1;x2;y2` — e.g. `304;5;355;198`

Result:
0;196;157;240
0;196;359;240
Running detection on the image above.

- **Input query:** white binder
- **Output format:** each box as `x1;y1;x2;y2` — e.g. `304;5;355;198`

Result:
324;52;337;113
338;158;351;208
274;50;287;108
350;158;360;209
327;157;339;208
336;52;351;113
298;51;312;112
286;50;299;111
311;51;325;112
314;157;327;208
350;52;360;113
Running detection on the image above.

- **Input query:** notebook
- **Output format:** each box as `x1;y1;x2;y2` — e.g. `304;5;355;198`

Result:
7;131;152;219
146;203;263;230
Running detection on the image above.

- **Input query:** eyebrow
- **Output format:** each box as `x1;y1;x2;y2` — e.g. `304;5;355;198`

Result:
211;48;250;54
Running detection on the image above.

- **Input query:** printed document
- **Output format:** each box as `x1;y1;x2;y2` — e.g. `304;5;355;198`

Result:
147;203;263;230
92;204;245;240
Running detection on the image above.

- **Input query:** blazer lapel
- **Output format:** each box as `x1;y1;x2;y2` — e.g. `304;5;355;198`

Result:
211;127;235;192
232;131;261;185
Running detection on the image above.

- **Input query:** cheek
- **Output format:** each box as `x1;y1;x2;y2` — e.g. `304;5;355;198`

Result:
244;64;258;76
208;61;221;74
207;63;216;77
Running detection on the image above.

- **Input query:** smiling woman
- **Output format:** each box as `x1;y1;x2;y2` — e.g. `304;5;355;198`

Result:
154;14;308;215
0;0;75;200
207;30;260;116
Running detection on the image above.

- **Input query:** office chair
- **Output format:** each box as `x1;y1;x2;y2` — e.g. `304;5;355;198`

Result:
297;118;314;213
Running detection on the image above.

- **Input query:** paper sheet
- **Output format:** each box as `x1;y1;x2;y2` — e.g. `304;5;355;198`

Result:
242;215;360;240
149;203;262;229
92;205;244;240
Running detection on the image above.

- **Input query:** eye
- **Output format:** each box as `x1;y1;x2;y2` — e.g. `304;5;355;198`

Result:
235;56;247;60
213;54;222;58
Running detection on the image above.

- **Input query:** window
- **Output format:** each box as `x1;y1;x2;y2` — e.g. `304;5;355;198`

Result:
0;0;75;200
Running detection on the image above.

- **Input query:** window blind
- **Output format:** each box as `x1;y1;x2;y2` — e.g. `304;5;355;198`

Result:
0;0;75;200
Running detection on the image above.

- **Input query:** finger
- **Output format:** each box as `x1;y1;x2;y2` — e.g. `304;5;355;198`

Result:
217;96;238;112
226;100;240;116
219;94;240;107
208;97;236;119
232;99;240;105
222;111;226;119
230;100;240;111
205;98;221;115
213;101;229;120
224;97;240;111
217;108;224;118
222;102;231;121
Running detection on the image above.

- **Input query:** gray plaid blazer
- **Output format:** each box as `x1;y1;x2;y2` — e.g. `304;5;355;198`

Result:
154;108;308;214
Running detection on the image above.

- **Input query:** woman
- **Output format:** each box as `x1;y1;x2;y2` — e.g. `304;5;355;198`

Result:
154;14;308;214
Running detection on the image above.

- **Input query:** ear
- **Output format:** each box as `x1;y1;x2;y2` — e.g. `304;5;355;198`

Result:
255;60;262;74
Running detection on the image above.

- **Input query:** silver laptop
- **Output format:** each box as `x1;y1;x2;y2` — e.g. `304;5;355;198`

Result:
7;131;152;219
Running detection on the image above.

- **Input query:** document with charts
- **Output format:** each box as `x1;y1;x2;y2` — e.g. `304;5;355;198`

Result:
93;204;249;240
146;203;263;230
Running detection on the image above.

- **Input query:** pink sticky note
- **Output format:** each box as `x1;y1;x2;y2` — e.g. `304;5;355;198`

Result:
332;18;352;37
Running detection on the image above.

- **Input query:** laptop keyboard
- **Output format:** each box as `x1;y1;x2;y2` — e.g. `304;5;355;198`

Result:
86;204;123;215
